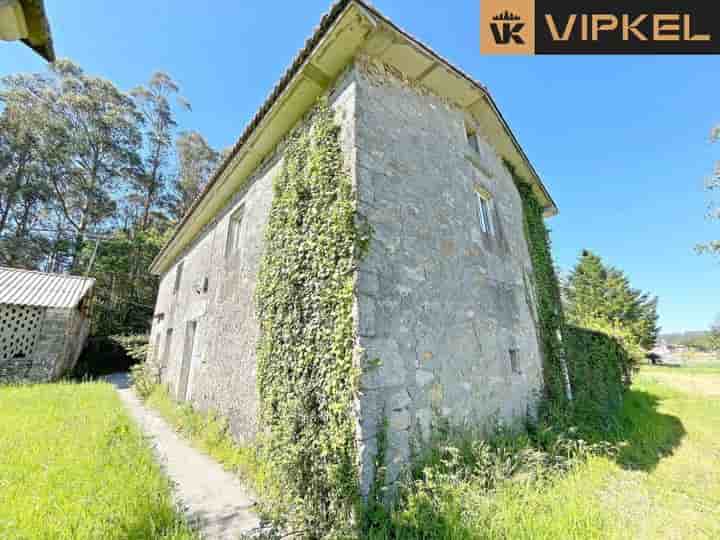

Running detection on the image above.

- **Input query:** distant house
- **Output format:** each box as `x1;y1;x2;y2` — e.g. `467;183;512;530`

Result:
148;0;557;492
0;0;55;61
0;267;94;382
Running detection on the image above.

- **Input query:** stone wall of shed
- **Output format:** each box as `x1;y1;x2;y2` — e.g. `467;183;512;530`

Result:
31;308;78;381
150;69;359;442
0;306;82;383
54;307;90;379
353;60;545;493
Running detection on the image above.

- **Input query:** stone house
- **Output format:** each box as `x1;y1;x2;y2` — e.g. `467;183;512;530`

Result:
148;0;558;491
0;266;94;382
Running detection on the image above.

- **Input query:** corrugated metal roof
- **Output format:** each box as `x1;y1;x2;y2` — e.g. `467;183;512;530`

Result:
0;266;95;309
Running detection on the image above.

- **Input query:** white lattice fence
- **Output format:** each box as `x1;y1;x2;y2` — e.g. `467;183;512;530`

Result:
0;304;43;364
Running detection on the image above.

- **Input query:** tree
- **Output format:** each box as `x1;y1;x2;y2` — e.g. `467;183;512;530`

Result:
129;73;189;232
0;60;144;270
710;316;720;356
697;126;720;256
564;250;660;350
169;131;220;222
77;229;166;335
0;104;53;268
0;59;216;336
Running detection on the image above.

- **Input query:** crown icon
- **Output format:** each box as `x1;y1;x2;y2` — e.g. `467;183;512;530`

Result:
492;10;522;21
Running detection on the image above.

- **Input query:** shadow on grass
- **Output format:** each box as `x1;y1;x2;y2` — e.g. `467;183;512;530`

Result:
611;389;686;472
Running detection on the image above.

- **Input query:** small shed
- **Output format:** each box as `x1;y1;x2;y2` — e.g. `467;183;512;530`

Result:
0;266;94;382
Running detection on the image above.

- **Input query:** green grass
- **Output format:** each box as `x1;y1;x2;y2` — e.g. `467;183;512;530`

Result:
0;382;197;540
139;367;720;539
364;366;720;540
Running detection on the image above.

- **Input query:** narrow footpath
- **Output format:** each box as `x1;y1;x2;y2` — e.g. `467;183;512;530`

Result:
106;372;260;540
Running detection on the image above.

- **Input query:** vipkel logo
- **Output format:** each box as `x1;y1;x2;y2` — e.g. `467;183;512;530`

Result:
480;0;720;55
490;11;526;45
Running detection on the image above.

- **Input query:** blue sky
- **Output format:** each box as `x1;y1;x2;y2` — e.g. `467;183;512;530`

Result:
1;1;718;333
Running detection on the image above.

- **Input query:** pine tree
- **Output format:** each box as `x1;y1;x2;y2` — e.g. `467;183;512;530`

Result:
564;250;659;350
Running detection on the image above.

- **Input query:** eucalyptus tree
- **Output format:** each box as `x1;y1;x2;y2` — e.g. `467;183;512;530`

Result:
169;130;221;222
0;76;56;267
130;72;190;231
3;60;143;269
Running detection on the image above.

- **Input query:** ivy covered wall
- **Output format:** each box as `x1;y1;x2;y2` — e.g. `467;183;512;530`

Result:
507;159;631;423
255;100;368;535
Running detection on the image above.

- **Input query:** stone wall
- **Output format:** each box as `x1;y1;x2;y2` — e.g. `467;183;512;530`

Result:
54;307;91;379
149;61;544;494
150;68;358;442
0;305;88;383
352;61;544;493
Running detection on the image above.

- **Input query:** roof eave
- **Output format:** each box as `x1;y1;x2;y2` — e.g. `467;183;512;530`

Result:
149;0;376;275
20;0;55;62
150;0;557;274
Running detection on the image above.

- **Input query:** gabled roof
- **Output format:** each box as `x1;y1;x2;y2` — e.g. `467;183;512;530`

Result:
0;267;94;309
149;0;557;275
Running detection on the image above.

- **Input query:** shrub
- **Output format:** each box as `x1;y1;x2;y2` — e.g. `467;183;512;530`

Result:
112;334;152;364
129;361;158;400
562;324;634;429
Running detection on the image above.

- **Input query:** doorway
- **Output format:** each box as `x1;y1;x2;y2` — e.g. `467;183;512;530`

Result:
177;320;196;401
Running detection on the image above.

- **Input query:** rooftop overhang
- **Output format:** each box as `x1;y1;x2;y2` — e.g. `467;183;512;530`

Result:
149;0;557;275
0;0;55;61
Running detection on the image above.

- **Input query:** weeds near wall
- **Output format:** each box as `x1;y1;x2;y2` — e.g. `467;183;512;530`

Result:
254;100;369;537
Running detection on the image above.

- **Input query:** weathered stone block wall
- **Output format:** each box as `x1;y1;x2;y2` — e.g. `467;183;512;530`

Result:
54;307;90;379
152;159;276;441
0;303;91;383
352;61;544;492
32;308;72;381
151;69;358;442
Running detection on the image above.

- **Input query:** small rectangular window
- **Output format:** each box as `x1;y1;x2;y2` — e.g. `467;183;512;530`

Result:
173;261;184;295
466;126;480;153
475;189;494;236
509;348;521;375
226;205;245;257
162;328;173;373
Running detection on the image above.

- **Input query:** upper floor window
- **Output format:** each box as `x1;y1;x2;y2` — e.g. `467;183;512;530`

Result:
475;187;494;236
466;124;480;154
509;348;521;375
225;205;245;257
173;261;184;295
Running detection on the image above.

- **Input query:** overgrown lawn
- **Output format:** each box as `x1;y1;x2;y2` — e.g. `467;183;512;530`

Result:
364;365;720;539
138;366;720;539
0;382;196;540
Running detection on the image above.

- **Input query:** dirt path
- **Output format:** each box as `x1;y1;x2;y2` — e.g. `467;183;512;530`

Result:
107;373;260;539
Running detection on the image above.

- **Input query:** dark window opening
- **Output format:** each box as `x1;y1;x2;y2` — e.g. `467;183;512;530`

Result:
226;205;245;257
466;125;480;153
173;261;184;295
509;348;521;375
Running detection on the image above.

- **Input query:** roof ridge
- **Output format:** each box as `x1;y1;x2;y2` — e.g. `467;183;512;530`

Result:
0;266;95;282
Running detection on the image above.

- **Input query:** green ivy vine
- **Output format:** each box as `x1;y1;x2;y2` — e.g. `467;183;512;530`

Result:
506;160;569;406
255;100;367;536
507;159;630;424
